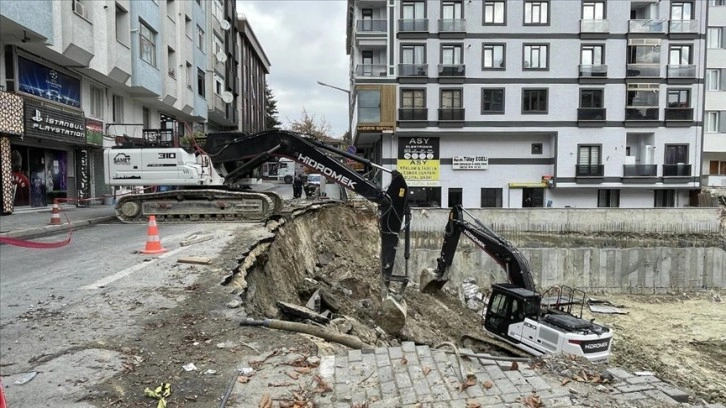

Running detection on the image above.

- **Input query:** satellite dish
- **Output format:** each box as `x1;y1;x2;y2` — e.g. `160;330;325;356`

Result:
221;91;234;104
220;20;231;31
215;52;227;63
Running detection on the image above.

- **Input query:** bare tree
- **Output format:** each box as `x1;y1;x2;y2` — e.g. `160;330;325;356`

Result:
289;108;331;140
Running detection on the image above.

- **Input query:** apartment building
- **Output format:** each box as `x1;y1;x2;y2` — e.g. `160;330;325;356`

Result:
237;14;270;135
704;0;726;190
0;0;268;214
347;0;709;209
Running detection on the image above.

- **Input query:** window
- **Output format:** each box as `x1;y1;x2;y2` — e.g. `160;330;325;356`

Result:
186;62;193;89
523;44;548;69
627;87;659;107
139;22;156;66
184;15;192;38
358;90;381;123
213;34;224;57
669;45;691;65
581;44;604;65
583;1;604;20
401;44;426;75
166;0;175;21
531;143;543;155
709;160;726;176
665;144;688;165
214;74;224;95
116;5;130;46
578;145;600;176
481;88;504;114
401;89;425;108
483;0;505;24
442;1;463;30
522;89;548;113
441;89;462;108
448;188;462;208
90;86;104;119
628;44;660;64
112;95;124;122
710;0;726;5
73;0;88;19
667;89;690;107
598;190;620;208
401;1;425;31
197;69;205;97
142;107;150;129
480;188;503;208
654;190;676;207
524;1;548;24
168;48;176;78
196;25;205;51
706;69;721;91
705;111;720;132
707;28;723;48
361;8;373;31
580;89;603;108
671;2;693;20
441;44;463;65
482;44;505;69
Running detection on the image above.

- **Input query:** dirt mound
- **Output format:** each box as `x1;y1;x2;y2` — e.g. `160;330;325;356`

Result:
228;202;484;348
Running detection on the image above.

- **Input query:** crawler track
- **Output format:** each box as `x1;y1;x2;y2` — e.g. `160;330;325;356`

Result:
114;190;283;223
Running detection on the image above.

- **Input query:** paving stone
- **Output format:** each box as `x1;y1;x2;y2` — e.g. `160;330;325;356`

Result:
365;386;381;401
375;353;391;368
525;375;552;392
616;383;656;393
645;389;681;405
626;375;660;385
408;364;426;381
430;383;452;400
320;355;336;381
361;352;376;369
333;402;351;408
501;392;523;403
361;347;375;355
395;371;413;389
519;367;537;377
504;369;529;386
432;349;449;363
380;380;398;400
657;384;690;403
615;391;649;401
369;396;401;407
375;346;388;355
388;346;403;359
401;342;416;353
484;364;507;380
494;378;520;395
464;382;486;398
377;365;393;383
542;396;575;407
399;387;418;405
607;367;634;380
416;345;432;358
348;349;362;363
706;404;726;408
413;378;432;396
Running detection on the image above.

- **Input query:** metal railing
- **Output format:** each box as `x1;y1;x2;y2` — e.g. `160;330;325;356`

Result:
438;108;465;121
579;64;608;77
667;64;696;78
625;108;659;120
580;19;609;32
577;108;606;121
398;18;428;32
356;64;387;77
399;63;428;76
398;108;428;121
575;164;604;177
663;164;691;177
623;164;657;177
665;107;694;121
438;64;466;76
356;19;387;32
626;64;661;77
629;19;667;33
438;18;466;32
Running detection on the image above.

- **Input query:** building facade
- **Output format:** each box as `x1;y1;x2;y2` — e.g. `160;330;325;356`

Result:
0;0;266;214
347;0;710;209
237;14;270;135
704;0;726;191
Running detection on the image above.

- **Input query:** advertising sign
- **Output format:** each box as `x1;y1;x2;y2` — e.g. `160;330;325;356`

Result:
76;148;91;207
452;155;489;170
17;56;81;108
86;119;104;146
24;99;86;144
397;137;440;187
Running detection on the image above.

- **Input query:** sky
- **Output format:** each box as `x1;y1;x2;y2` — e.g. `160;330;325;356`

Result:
236;1;350;138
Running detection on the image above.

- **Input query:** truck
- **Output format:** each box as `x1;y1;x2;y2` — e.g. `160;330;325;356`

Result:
419;205;613;362
104;129;413;332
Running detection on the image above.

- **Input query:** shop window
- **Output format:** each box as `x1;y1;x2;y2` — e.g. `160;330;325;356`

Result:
448;188;462;207
598;189;620;207
654;189;676;207
481;188;502;207
408;187;441;207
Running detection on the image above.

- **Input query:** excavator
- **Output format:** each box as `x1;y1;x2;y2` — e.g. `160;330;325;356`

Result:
104;129;412;332
419;205;612;362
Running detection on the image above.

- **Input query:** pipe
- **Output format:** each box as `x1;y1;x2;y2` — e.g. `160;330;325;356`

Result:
240;318;373;350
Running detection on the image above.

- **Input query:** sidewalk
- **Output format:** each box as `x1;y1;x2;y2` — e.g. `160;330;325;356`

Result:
0;203;116;239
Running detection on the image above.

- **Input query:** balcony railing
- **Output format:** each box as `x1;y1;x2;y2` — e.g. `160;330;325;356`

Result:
356;19;387;32
398;19;428;32
667;65;696;78
669;19;699;33
579;64;607;77
626;64;661;77
663;164;691;177
665;107;694;121
576;164;604;177
578;108;606;121
629;19;667;33
356;64;387;77
399;63;428;76
438;108;465;121
623;164;657;177
580;19;609;33
625;108;659;120
438;64;465;76
438;18;466;32
399;108;428;121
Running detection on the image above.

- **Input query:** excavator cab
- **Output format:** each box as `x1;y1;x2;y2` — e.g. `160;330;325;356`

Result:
483;283;541;339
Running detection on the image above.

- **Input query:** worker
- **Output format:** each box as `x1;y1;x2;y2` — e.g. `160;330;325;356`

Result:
292;173;303;199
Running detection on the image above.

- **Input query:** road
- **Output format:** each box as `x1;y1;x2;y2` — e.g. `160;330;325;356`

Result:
0;181;293;407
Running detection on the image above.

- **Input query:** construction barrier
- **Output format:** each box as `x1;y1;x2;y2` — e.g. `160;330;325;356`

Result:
49;199;62;225
141;215;167;254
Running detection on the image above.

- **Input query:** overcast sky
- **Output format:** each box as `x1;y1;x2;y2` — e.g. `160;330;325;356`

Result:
236;1;350;138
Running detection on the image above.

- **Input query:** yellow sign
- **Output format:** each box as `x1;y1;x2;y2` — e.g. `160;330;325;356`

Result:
397;159;440;182
508;182;547;188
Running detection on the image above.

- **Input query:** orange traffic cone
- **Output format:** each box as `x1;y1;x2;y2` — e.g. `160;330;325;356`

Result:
49;200;61;225
141;215;167;254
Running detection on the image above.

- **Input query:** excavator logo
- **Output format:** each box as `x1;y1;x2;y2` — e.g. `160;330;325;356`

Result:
113;153;132;165
296;154;357;189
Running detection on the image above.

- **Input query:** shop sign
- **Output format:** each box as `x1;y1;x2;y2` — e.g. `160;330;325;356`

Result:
397;137;440;183
76;148;91;206
17;56;81;108
85;119;104;146
0;91;24;136
357;125;394;132
452;155;489;170
24;100;86;144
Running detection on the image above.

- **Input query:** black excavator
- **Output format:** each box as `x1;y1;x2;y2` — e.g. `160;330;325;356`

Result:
105;129;412;332
420;205;612;362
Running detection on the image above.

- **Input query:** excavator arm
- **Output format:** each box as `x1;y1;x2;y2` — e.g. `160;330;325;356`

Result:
420;205;535;293
206;130;413;332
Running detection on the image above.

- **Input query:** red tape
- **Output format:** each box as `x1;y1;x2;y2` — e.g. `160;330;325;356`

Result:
0;199;73;249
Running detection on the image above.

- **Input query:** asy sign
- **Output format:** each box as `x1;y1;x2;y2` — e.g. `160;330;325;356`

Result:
397;137;440;183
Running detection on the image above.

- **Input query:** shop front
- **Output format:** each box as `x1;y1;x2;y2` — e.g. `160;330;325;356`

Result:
0;90;25;215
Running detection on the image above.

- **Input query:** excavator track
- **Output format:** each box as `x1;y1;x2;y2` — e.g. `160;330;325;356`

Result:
459;332;531;358
114;190;283;223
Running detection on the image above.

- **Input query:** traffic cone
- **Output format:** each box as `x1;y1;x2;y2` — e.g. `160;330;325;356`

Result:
49;200;61;225
141;215;167;254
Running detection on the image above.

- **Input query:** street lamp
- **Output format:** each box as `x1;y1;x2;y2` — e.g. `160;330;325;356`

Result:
316;80;352;143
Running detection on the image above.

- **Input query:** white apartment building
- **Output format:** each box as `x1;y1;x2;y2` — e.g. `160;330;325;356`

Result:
704;0;726;190
347;0;709;209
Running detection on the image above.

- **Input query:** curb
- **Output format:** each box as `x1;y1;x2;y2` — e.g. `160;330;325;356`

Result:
0;216;117;240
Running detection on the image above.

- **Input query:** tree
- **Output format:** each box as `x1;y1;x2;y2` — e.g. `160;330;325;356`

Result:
289;108;331;140
265;81;282;130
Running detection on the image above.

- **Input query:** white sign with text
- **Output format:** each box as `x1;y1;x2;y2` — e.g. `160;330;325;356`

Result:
452;155;489;170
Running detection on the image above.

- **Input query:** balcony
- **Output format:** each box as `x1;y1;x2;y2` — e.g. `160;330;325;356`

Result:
575;164;604;177
623;164;657;177
669;19;699;34
579;64;607;77
580;19;609;33
625;108;659;121
438;19;466;32
626;64;661;78
398;108;428;121
667;64;696;79
356;64;387;77
438;108;465;121
577;108;606;122
356;19;387;32
398;19;428;32
703;174;726;187
399;64;428;77
438;64;465;77
663;163;691;177
665;107;694;122
629;19;667;33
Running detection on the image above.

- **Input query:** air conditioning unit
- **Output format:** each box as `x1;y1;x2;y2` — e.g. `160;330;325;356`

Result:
73;0;87;19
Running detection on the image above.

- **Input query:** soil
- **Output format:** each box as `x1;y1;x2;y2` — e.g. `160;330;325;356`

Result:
83;202;725;407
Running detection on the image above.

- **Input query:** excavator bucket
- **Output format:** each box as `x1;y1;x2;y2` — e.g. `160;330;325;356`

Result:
379;296;407;334
420;267;449;293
